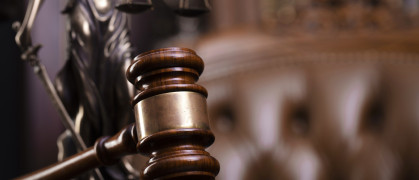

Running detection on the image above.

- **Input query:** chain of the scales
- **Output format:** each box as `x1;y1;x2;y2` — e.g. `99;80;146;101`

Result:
55;0;136;178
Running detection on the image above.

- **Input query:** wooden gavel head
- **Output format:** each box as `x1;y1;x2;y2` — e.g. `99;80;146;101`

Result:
126;47;219;180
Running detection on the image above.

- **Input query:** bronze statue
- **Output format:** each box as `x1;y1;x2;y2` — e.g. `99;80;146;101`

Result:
14;0;215;179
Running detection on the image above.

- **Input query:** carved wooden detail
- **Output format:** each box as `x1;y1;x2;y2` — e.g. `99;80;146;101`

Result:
127;47;220;180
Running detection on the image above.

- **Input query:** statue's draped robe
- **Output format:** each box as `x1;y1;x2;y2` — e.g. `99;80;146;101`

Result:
55;0;134;178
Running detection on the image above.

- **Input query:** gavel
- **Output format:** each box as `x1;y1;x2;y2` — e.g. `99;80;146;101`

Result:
17;48;220;180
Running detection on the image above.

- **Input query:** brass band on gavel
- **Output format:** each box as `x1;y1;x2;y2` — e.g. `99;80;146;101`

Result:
126;47;220;180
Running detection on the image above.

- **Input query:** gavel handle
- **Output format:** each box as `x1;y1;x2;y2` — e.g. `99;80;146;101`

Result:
16;123;138;180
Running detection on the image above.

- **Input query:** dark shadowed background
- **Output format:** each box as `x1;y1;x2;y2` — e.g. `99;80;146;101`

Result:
3;0;419;179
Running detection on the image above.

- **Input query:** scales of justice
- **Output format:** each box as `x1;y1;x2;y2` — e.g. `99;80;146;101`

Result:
13;0;219;179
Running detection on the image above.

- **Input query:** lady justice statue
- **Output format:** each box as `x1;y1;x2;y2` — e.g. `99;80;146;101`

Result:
14;0;211;179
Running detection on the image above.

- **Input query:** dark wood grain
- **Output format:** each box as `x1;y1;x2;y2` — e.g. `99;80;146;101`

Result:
138;129;219;180
127;47;220;180
16;124;138;180
127;47;208;105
